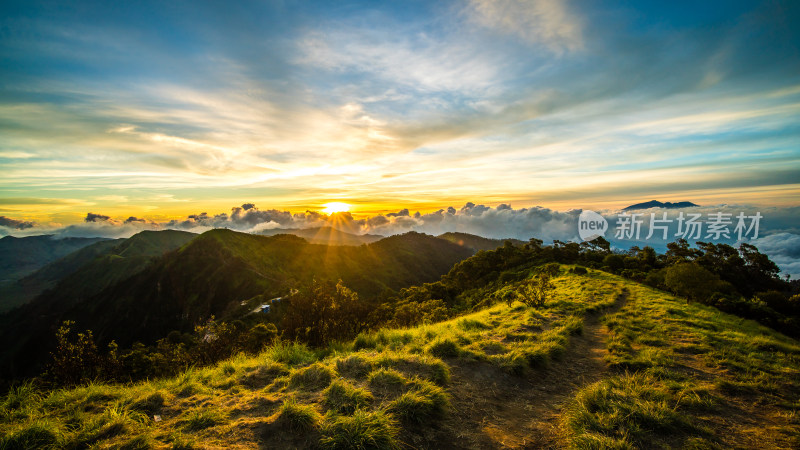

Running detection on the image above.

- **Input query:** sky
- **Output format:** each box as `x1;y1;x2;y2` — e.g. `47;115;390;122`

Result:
0;0;799;263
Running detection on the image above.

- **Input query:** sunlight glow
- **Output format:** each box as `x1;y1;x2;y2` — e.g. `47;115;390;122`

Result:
322;202;351;214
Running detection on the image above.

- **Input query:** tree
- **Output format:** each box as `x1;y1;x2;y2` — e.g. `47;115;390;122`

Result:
602;254;625;273
282;279;370;346
663;263;733;301
47;321;102;386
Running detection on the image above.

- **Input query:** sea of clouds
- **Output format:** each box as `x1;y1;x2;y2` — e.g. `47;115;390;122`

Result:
2;202;799;279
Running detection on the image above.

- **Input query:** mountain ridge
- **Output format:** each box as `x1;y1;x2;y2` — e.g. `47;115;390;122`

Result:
0;229;472;378
622;200;699;211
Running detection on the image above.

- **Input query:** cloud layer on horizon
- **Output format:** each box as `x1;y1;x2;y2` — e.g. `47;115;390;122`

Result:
3;202;800;278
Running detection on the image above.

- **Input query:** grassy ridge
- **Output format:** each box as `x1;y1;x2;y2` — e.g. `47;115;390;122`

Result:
563;278;800;449
2;268;799;448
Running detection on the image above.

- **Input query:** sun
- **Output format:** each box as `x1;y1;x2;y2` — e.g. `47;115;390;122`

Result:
322;202;351;214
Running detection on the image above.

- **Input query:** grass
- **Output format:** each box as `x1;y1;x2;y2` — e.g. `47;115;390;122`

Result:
277;398;321;431
388;380;449;423
562;278;800;449
319;409;399;449
182;408;225;431
289;362;336;391
324;379;374;414
2;267;797;448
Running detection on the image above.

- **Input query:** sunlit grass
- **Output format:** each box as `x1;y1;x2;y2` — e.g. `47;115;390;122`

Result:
562;278;800;448
4;267;795;448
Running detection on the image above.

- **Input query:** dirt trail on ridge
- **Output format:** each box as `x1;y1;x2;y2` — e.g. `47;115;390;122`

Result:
404;290;629;449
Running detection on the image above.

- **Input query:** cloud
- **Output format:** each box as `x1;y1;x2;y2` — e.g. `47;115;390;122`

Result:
466;0;584;53
2;199;798;278
752;233;800;279
386;209;410;217
85;212;112;223
0;216;36;229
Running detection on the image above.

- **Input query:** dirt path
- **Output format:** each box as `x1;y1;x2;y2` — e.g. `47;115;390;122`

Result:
404;290;629;449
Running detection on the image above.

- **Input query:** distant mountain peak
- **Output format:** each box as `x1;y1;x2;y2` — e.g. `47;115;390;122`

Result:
623;200;699;211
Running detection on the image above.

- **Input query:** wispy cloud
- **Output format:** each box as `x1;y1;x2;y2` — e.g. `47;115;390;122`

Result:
465;0;584;53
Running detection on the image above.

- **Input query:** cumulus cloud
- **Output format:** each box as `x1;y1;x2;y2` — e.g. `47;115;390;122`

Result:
85;212;112;223
124;216;146;224
386;209;410;217
752;233;800;279
0;216;36;230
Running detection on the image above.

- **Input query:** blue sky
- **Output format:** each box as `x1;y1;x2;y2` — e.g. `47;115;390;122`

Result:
0;0;798;225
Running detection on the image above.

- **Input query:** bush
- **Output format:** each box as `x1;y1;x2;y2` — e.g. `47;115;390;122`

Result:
538;263;561;277
664;263;733;301
244;323;278;353
282;280;371;346
571;266;588;275
518;274;555;307
602;254;625;273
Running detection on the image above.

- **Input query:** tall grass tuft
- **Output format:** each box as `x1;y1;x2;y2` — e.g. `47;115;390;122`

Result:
388;380;449;423
277;398;321;431
182;408;226;431
289;363;336;391
324;379;374;414
319;409;399;449
1;420;63;449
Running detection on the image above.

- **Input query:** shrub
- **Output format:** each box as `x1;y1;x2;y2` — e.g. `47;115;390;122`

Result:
602;254;625;272
244;323;278;354
571;266;588;275
518;274;555;308
538;263;561;277
282;280;371;346
664;263;734;301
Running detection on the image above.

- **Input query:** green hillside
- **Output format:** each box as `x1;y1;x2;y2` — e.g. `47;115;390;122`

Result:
3;268;798;449
0;230;472;379
258;227;384;246
0;230;197;378
0;239;122;312
68;230;473;345
0;235;108;284
437;232;525;252
0;230;196;312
